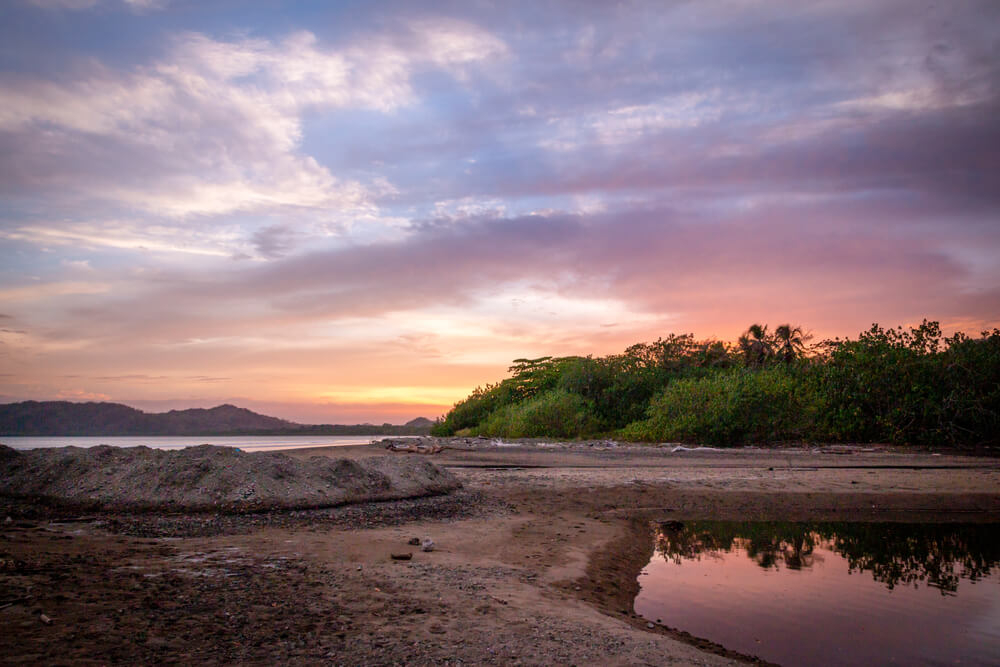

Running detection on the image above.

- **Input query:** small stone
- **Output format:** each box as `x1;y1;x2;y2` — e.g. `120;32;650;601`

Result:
39;614;53;625
647;622;655;629
421;538;435;552
390;552;413;561
407;537;421;546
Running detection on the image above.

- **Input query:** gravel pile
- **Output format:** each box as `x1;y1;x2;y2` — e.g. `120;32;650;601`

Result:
0;444;461;512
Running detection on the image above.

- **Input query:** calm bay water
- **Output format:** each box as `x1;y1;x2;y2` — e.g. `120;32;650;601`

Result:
0;435;406;452
635;521;1000;666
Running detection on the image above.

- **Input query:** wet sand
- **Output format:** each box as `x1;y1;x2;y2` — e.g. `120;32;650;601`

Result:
2;441;998;665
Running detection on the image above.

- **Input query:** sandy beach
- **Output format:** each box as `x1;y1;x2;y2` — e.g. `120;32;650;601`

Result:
2;440;999;665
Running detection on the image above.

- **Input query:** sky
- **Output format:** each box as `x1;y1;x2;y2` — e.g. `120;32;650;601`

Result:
1;0;998;424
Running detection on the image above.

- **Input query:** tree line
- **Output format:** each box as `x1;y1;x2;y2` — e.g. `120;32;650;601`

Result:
431;320;1000;446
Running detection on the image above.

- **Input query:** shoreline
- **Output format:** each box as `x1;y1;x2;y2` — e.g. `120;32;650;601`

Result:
2;441;999;664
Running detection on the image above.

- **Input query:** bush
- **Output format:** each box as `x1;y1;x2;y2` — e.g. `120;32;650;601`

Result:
816;321;948;444
939;329;1000;444
477;390;601;439
431;381;519;435
622;367;819;445
557;356;668;429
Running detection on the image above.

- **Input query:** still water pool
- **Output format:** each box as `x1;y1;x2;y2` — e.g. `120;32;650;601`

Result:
635;521;1000;666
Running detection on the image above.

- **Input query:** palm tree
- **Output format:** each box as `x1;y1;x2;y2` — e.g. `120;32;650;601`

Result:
773;324;811;363
738;324;773;367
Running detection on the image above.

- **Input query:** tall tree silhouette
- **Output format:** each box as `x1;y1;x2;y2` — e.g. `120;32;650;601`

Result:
738;323;772;367
774;324;810;363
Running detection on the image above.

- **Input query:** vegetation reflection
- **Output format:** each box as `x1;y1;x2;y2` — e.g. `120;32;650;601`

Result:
655;521;1000;595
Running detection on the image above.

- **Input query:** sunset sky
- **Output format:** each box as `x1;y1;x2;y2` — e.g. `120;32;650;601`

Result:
1;0;998;424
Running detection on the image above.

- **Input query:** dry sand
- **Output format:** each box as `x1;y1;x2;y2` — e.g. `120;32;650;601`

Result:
2;439;998;665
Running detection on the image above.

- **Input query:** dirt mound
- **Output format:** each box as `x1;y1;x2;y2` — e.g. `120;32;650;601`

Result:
0;444;461;512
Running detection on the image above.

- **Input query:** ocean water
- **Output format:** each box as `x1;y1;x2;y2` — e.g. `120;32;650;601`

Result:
0;435;407;452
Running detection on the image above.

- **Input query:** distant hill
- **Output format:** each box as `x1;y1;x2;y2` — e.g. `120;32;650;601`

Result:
0;401;435;436
0;401;297;436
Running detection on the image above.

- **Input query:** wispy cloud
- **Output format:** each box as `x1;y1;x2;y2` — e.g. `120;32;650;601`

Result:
0;21;505;220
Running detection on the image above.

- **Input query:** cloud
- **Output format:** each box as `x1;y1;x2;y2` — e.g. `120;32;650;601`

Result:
26;0;166;10
0;281;111;302
26;0;99;8
251;224;300;259
0;21;505;221
60;259;93;271
54;389;111;401
17;193;993;353
122;0;167;11
0;221;242;257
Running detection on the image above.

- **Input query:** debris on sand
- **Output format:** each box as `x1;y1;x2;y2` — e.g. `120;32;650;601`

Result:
383;439;444;454
0;444;461;512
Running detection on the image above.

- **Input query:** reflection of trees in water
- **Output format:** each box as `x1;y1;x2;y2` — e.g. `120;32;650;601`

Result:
655;521;1000;594
739;533;817;570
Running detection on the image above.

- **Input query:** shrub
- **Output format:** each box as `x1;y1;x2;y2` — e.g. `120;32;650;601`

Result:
431;381;519;435
477;390;601;439
557;356;667;429
816;321;947;444
622;367;819;445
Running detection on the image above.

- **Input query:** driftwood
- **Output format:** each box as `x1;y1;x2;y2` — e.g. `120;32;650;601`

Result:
385;442;444;455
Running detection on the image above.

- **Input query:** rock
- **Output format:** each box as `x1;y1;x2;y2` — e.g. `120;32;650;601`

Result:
646;622;655;629
407;537;421;546
421;538;435;552
390;553;413;561
39;613;53;625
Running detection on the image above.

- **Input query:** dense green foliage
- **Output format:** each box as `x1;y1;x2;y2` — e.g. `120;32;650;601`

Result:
432;321;1000;446
477;390;601;438
621;367;817;445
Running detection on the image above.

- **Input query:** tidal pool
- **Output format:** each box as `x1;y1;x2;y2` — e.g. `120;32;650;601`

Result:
634;521;1000;666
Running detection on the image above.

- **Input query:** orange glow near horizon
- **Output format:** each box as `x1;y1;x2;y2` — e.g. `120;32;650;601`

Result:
4;311;996;424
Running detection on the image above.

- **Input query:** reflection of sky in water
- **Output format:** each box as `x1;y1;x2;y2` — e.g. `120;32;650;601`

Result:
636;523;1000;666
